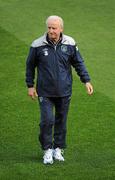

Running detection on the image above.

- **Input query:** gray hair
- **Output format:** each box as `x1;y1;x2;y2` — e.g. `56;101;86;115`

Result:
46;15;64;28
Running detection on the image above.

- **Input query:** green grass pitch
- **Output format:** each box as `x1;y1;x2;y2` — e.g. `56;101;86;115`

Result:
0;0;115;179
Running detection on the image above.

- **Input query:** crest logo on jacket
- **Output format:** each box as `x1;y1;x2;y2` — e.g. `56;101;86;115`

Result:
61;45;67;53
43;48;48;56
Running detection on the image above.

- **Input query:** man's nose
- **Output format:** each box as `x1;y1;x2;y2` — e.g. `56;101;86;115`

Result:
49;28;53;33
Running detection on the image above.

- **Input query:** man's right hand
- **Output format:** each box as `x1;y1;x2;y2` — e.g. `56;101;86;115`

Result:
28;87;38;100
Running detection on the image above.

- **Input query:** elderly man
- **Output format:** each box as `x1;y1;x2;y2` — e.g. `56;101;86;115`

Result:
26;15;93;164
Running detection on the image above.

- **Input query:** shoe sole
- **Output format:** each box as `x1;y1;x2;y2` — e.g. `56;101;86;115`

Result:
43;160;53;164
53;157;64;161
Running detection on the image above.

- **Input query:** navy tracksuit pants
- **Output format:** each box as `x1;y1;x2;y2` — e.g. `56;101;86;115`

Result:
38;96;71;150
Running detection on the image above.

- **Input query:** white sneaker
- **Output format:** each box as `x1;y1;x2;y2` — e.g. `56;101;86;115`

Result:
43;149;53;164
53;148;64;161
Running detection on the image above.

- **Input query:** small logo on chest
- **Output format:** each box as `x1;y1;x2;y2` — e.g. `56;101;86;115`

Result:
61;45;67;53
42;48;48;56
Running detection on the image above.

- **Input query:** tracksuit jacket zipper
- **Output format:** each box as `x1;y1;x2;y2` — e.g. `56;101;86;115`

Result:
48;40;60;94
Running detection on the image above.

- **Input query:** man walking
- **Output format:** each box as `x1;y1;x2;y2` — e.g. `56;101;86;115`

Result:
26;15;93;164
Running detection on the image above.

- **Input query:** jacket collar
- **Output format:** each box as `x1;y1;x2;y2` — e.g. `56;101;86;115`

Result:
43;33;63;45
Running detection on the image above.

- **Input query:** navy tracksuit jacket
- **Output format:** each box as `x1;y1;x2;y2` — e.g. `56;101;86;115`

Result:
26;33;90;97
26;33;91;150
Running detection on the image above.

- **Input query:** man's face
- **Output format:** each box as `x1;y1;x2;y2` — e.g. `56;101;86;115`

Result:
47;19;63;42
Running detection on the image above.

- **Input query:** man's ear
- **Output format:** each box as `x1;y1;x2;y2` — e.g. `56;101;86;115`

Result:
61;28;63;33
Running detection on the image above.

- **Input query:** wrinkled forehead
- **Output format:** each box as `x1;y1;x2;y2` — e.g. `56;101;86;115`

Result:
47;19;62;27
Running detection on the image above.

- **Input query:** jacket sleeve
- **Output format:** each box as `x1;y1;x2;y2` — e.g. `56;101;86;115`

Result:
25;47;37;88
70;45;91;83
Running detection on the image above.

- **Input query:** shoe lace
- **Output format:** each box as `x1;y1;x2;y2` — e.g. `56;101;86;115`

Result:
55;148;64;156
44;149;52;158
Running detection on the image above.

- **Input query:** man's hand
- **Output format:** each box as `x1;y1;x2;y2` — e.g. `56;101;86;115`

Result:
28;87;38;100
85;82;93;95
